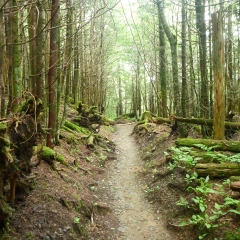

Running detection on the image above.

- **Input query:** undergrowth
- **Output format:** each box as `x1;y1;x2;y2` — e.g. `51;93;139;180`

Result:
165;146;240;239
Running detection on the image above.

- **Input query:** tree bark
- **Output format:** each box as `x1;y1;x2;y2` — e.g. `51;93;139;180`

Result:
0;0;5;118
212;11;225;140
47;0;60;148
195;0;209;135
157;1;167;117
181;0;187;117
157;1;180;115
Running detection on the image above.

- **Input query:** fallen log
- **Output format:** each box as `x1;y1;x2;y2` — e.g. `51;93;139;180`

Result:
153;116;240;130
195;163;240;177
229;176;240;192
153;117;172;124
176;138;240;153
189;151;228;163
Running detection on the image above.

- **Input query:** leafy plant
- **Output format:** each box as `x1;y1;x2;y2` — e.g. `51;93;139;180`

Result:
166;147;196;171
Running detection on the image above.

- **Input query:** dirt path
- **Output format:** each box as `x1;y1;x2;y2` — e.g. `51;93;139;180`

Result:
107;123;174;240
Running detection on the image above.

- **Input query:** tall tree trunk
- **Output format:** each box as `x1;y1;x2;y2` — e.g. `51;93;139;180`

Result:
47;0;59;148
61;0;73;126
0;0;5;117
181;0;187;117
188;11;197;116
28;3;37;95
157;2;167;117
36;0;45;99
195;0;209;136
227;5;233;113
157;1;180;115
208;0;213;118
7;0;21;112
212;11;225;140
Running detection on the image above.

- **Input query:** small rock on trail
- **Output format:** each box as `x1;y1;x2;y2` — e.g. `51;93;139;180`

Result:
107;123;175;240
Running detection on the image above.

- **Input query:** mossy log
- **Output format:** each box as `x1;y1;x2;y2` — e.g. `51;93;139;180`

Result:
195;163;240;177
174;117;240;130
153;116;240;130
229;176;240;192
152;117;172;124
176;138;240;153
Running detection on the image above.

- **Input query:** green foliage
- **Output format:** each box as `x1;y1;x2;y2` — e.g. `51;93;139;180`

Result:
169;146;240;239
166;147;196;171
0;123;7;134
225;228;240;240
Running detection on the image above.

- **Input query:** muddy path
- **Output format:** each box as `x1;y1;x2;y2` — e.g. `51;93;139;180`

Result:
106;123;175;240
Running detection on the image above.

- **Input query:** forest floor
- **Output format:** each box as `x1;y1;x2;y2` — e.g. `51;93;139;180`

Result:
4;119;240;239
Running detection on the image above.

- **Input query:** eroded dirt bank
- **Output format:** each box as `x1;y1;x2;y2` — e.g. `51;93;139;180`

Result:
105;123;176;239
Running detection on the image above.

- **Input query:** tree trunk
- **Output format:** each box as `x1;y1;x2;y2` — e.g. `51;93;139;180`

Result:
36;0;45;99
212;11;225;140
47;0;60;148
157;2;167;117
0;0;5;118
181;0;187;117
195;0;209;135
157;1;180;115
28;4;37;95
61;0;73;127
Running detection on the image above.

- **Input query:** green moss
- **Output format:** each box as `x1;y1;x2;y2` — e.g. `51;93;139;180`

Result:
64;120;88;134
62;126;74;133
40;146;67;166
0;123;7;134
56;154;67;166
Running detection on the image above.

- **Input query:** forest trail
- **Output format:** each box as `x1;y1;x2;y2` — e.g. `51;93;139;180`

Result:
107;123;175;240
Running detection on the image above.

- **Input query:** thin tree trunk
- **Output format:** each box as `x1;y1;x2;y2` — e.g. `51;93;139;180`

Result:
0;0;5;117
62;0;73;127
36;0;45;99
181;0;187;117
